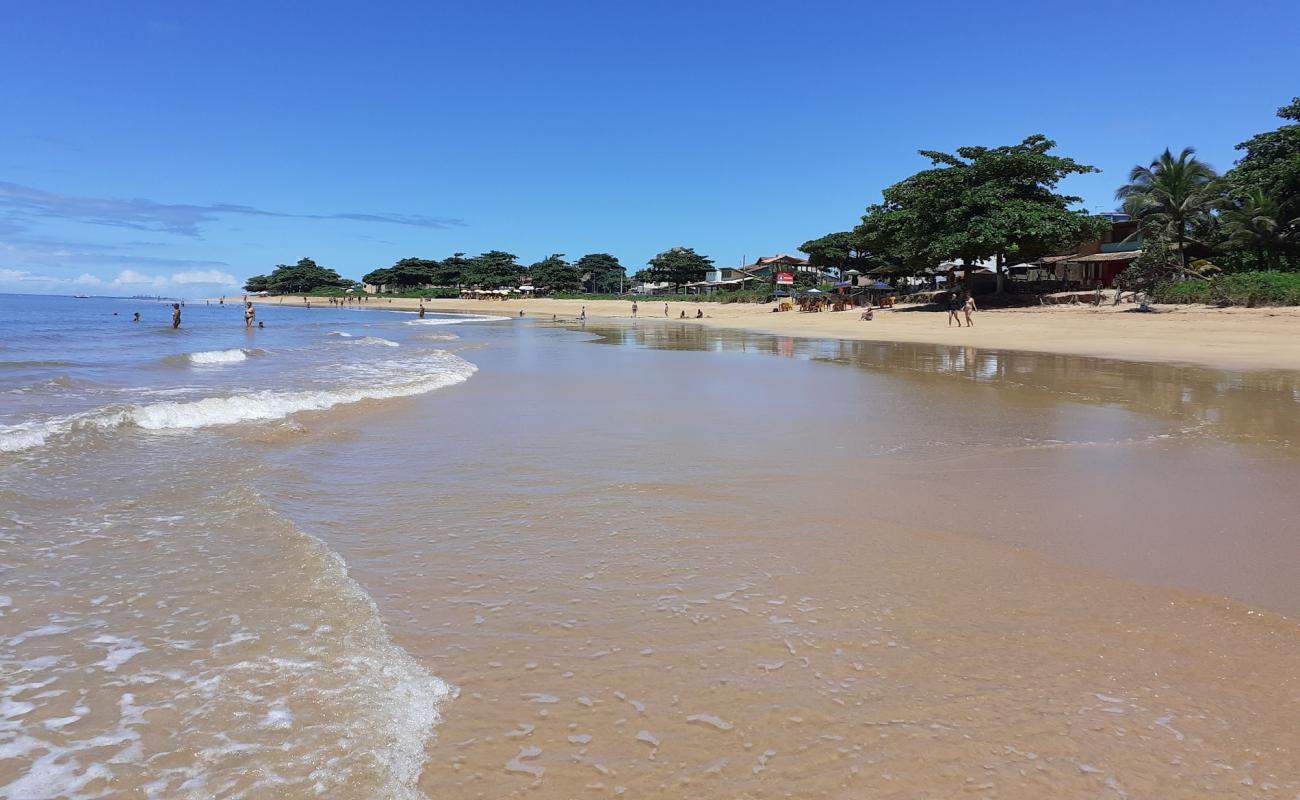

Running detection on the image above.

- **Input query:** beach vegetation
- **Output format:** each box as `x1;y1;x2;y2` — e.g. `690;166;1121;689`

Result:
528;254;582;292
1155;270;1300;306
1116;147;1221;269
855;135;1110;292
574;253;627;293
245;258;351;294
646;247;713;288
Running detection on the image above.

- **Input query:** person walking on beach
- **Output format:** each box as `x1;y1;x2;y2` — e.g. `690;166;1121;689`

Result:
963;293;977;327
664;303;669;317
947;294;962;327
244;302;256;328
632;301;638;318
171;303;181;329
580;306;587;321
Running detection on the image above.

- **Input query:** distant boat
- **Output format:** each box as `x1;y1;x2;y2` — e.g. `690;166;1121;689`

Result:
73;294;90;299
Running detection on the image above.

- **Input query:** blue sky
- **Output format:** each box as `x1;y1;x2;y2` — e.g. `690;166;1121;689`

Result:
2;0;1298;296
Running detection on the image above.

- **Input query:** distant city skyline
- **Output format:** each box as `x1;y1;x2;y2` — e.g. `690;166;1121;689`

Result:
3;0;1298;296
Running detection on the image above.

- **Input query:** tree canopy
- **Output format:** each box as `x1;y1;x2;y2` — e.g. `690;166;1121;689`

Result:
647;247;712;287
1229;97;1300;219
856;135;1109;290
528;254;582;292
799;231;873;273
574;253;626;293
245;258;349;293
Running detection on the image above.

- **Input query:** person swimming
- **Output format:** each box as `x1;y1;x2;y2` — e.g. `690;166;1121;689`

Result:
132;312;140;322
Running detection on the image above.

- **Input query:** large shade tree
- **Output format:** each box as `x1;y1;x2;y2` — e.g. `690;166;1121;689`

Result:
799;231;874;275
1116;147;1220;270
246;258;349;294
856;135;1109;291
464;251;525;289
647;247;713;288
574;253;626;293
528;254;582;292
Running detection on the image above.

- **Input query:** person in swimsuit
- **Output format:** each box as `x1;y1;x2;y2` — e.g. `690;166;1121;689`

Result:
631;301;638;318
132;312;140;322
171;303;181;329
947;295;962;327
244;302;256;328
963;293;977;326
418;302;426;319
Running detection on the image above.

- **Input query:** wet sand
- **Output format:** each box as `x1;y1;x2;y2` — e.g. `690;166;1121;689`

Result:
251;294;1300;372
248;321;1300;798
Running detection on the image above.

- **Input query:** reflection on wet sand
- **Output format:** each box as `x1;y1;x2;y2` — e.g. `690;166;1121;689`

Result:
589;321;1300;445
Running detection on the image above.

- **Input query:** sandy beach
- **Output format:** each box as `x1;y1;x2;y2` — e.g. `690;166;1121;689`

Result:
249;295;1300;372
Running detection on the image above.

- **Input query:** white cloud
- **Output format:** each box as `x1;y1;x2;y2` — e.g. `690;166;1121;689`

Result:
1;266;241;295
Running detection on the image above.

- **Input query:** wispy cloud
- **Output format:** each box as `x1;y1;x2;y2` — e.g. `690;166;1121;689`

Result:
0;180;465;237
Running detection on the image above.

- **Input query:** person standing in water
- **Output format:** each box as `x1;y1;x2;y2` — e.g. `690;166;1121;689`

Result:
418;302;426;319
963;293;977;326
132;312;140;322
171;303;181;329
244;302;256;328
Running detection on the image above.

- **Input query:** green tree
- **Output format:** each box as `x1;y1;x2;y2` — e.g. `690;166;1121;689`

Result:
1116;147;1221;270
1228;97;1300;220
363;257;440;291
647;247;712;289
528;253;582;292
261;258;348;293
1219;189;1298;271
855;135;1108;291
243;274;271;293
432;252;471;286
574;253;626;293
799;231;873;274
464;251;524;289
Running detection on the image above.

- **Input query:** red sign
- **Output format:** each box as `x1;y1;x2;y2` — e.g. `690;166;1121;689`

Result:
775;272;794;285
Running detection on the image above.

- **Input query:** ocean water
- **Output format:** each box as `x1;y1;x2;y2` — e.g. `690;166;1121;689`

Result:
0;295;500;799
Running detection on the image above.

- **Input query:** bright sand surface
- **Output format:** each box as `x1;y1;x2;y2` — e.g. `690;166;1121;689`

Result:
250;295;1300;372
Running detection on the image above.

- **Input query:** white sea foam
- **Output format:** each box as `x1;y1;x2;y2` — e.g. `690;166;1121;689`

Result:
352;336;400;347
187;348;247;365
402;313;510;326
326;331;354;337
0;351;476;452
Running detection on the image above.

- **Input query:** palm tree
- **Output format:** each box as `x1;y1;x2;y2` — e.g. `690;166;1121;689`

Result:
1115;147;1220;271
1220;189;1298;271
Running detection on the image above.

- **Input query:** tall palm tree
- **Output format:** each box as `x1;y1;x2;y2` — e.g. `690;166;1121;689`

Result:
1115;147;1220;270
1220;189;1298;271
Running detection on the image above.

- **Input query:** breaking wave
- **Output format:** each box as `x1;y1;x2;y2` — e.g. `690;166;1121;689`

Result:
0;351;476;453
187;348;249;364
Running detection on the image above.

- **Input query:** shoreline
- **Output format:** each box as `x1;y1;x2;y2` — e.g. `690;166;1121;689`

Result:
247;295;1300;372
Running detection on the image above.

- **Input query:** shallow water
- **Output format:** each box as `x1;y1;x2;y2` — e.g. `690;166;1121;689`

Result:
3;299;1299;798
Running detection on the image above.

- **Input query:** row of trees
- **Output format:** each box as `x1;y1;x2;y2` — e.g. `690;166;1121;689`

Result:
357;247;720;294
359;252;628;293
800;96;1300;294
243;248;726;295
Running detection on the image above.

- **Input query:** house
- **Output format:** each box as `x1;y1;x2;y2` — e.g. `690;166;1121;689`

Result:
1022;214;1145;288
